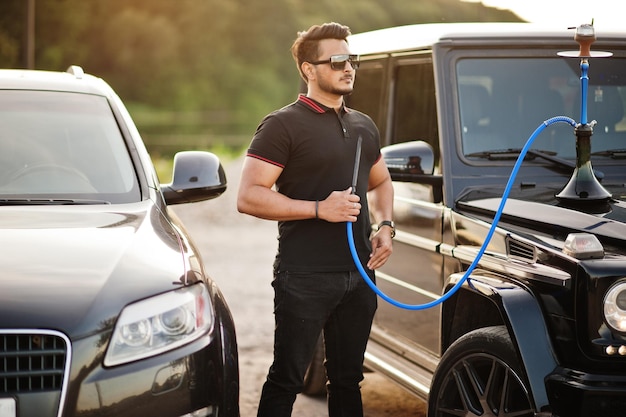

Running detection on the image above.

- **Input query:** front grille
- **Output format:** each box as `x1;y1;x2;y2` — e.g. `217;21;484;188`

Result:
1;332;67;393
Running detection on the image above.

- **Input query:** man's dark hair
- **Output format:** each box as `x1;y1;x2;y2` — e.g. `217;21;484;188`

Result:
291;22;352;82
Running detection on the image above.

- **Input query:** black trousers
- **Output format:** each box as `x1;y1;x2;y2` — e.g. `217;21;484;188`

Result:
257;269;377;417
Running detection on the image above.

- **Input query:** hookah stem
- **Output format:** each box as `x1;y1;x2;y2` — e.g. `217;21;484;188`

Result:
580;58;589;125
352;136;363;194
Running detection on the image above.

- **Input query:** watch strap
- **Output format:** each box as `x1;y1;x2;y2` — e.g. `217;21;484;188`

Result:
378;220;395;238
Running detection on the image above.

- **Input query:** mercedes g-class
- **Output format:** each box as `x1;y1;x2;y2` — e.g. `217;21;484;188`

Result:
306;22;626;417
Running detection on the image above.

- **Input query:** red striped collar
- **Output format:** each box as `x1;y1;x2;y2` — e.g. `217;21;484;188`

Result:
297;94;350;114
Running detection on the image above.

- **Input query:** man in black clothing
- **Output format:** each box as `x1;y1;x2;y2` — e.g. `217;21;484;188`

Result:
237;22;394;417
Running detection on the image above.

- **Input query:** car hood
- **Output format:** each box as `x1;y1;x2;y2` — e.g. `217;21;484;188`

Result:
458;194;626;247
0;201;188;339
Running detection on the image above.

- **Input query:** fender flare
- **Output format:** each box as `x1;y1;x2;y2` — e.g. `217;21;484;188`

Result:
445;272;558;412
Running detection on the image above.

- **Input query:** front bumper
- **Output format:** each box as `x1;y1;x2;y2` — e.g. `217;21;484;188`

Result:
546;366;626;417
6;330;238;417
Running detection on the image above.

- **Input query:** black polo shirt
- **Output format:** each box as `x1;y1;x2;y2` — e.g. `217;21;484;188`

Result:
247;95;381;273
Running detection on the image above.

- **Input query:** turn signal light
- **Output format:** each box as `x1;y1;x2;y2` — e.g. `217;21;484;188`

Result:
563;233;604;259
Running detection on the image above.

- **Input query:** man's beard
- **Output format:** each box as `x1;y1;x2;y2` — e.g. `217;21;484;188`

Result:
318;77;354;96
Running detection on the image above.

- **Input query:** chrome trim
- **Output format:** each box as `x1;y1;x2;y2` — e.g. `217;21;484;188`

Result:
394;227;570;286
0;329;72;417
395;195;432;206
179;406;215;417
376;270;440;300
453;245;571;286
439;242;455;257
364;351;430;395
394;229;440;252
369;327;439;373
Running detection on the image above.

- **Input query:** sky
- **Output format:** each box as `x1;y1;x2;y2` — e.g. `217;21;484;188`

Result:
463;0;621;29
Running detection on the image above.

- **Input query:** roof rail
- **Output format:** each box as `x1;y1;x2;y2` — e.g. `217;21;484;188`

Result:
66;65;84;79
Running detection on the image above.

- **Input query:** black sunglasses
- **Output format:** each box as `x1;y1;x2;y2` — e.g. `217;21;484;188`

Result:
310;54;360;70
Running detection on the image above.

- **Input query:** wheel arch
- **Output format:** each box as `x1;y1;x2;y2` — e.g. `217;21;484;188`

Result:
441;271;558;413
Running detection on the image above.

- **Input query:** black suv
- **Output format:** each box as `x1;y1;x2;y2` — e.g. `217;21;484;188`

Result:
303;23;626;416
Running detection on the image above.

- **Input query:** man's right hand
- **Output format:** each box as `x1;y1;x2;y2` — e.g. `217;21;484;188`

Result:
318;187;361;223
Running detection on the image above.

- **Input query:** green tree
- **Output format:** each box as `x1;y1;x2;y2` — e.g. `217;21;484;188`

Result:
0;0;522;153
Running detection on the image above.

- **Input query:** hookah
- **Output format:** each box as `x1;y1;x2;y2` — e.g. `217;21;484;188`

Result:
347;23;612;310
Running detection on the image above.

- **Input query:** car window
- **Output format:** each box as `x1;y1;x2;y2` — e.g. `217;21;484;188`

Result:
457;57;626;160
349;62;385;131
392;60;439;161
0;90;140;203
348;57;440;165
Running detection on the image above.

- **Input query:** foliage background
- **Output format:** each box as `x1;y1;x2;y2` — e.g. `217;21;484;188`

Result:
0;0;521;157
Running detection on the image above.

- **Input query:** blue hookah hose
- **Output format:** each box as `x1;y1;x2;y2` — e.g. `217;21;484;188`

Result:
347;116;576;310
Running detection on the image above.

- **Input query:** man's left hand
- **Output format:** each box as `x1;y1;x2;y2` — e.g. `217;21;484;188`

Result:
367;230;393;270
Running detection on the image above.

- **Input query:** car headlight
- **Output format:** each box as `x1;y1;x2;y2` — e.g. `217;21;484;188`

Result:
104;284;214;367
604;281;626;333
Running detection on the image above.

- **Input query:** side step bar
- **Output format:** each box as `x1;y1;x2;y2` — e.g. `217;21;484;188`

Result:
364;339;433;401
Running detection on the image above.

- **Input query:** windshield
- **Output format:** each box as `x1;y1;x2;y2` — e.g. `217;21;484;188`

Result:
457;57;626;160
0;90;140;203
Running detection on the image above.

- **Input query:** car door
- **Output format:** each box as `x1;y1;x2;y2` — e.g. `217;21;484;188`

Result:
348;55;445;357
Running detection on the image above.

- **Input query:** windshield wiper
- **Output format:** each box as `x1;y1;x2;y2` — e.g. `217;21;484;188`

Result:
467;148;604;179
466;148;556;161
591;149;626;159
0;198;111;205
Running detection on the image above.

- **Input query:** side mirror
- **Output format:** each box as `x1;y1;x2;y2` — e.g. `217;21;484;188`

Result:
162;151;227;205
382;141;443;203
382;140;435;178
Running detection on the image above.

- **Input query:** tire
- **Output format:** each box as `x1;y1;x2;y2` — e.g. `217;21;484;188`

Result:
428;326;535;417
302;334;327;396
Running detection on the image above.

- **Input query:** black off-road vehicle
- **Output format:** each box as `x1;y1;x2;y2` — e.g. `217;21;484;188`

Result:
304;23;626;417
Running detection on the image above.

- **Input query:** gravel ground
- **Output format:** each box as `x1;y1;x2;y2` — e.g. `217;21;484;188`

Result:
173;156;426;417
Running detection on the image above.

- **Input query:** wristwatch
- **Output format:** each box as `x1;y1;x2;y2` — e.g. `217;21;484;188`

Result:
378;220;395;238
